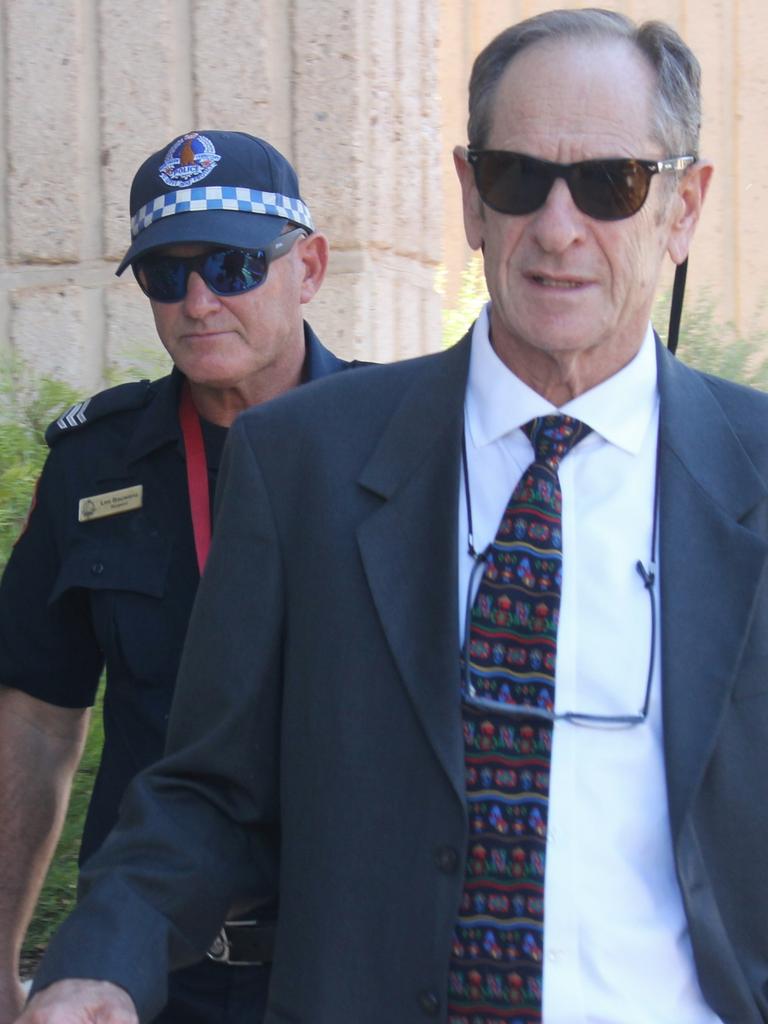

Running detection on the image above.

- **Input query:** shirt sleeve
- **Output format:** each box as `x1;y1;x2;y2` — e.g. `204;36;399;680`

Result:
0;446;104;707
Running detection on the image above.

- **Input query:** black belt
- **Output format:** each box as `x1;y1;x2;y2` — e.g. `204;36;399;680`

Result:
206;919;276;966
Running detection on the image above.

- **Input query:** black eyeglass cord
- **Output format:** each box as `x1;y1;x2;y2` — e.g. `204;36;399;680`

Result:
634;451;660;719
461;420;660;727
461;428;480;560
667;258;688;355
461;419;660;566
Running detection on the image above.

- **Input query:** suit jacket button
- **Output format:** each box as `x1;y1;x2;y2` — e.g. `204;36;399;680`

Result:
418;990;440;1016
435;845;458;873
91;561;104;575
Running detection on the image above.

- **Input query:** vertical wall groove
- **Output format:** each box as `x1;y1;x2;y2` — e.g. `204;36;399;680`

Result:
0;3;7;263
80;0;102;262
80;0;105;384
288;0;298;168
0;2;9;358
731;0;742;328
175;0;195;129
264;0;293;161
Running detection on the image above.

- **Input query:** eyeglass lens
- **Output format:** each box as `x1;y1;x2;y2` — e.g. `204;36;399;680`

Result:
471;152;653;221
133;227;305;302
135;249;268;302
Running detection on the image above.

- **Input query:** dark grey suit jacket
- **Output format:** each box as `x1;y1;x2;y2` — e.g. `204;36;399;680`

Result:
36;333;768;1023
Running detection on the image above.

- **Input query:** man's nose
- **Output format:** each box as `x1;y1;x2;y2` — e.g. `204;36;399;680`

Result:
528;177;586;253
181;271;223;316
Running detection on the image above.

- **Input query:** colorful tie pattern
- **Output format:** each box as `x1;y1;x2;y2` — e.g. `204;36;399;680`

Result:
448;415;592;1024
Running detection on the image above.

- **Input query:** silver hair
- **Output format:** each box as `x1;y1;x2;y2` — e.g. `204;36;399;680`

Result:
467;8;701;157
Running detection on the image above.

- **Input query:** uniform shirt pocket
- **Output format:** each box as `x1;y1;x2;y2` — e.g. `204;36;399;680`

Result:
50;535;170;602
50;536;180;685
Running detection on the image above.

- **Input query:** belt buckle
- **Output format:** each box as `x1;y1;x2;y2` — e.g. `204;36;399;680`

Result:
206;926;232;964
206;919;268;967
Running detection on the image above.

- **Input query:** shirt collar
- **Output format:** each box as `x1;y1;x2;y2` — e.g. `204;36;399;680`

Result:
466;303;658;455
125;368;184;465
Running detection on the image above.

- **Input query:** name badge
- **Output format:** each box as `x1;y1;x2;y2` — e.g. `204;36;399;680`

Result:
78;485;143;522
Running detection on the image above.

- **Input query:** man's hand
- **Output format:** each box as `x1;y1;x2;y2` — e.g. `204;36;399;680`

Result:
0;974;26;1024
13;980;138;1023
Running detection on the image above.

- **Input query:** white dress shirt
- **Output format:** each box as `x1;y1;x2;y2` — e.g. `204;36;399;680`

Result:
458;305;722;1023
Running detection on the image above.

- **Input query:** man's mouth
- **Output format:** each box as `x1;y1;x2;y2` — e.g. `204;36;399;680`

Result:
529;273;588;289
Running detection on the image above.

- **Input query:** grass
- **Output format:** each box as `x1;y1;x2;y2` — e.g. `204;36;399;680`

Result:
0;375;78;572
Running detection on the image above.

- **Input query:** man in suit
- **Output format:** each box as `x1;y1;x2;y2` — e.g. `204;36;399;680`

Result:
14;9;768;1024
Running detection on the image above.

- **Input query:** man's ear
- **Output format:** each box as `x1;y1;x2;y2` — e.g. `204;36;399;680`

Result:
453;146;485;251
667;159;713;265
297;231;329;304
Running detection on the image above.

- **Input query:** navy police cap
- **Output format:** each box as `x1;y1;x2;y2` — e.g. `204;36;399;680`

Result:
116;130;314;275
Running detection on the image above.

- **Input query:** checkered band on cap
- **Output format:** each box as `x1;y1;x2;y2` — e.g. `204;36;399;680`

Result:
131;186;314;239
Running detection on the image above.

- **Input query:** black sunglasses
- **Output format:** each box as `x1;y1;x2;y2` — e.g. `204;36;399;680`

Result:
132;226;307;303
467;149;695;221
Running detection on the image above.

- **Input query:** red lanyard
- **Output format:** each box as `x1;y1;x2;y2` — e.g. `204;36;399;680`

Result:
179;382;211;575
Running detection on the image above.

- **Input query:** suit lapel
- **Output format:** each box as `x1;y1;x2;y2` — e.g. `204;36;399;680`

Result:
657;344;768;836
356;336;471;807
354;336;768;823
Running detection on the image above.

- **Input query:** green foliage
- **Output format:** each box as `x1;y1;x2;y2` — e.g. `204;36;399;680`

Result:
656;292;768;390
436;254;488;348
0;370;78;573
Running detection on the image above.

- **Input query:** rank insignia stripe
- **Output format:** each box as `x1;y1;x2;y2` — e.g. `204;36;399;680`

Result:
78;485;143;522
57;398;91;431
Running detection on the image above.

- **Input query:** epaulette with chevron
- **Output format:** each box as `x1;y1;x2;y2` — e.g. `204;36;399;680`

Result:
45;380;153;447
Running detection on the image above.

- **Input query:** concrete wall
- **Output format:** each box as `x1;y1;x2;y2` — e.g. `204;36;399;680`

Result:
0;0;442;391
1;1;766;395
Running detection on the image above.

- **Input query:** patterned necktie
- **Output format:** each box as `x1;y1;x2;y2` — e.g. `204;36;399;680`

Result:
448;414;592;1024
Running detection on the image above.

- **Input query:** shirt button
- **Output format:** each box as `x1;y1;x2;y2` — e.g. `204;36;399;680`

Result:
434;845;458;873
91;561;104;575
417;990;440;1016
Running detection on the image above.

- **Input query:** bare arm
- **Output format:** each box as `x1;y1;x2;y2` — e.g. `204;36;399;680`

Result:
0;688;90;1024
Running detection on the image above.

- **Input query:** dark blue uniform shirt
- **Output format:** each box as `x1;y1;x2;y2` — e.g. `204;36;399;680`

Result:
0;324;349;1023
1;366;225;860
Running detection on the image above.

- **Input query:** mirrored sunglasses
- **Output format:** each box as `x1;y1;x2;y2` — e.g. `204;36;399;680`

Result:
467;150;695;221
132;226;307;303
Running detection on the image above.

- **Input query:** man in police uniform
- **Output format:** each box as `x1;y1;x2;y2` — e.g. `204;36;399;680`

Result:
0;130;351;1024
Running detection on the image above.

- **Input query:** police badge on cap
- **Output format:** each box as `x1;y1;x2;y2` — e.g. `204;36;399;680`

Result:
158;133;221;188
